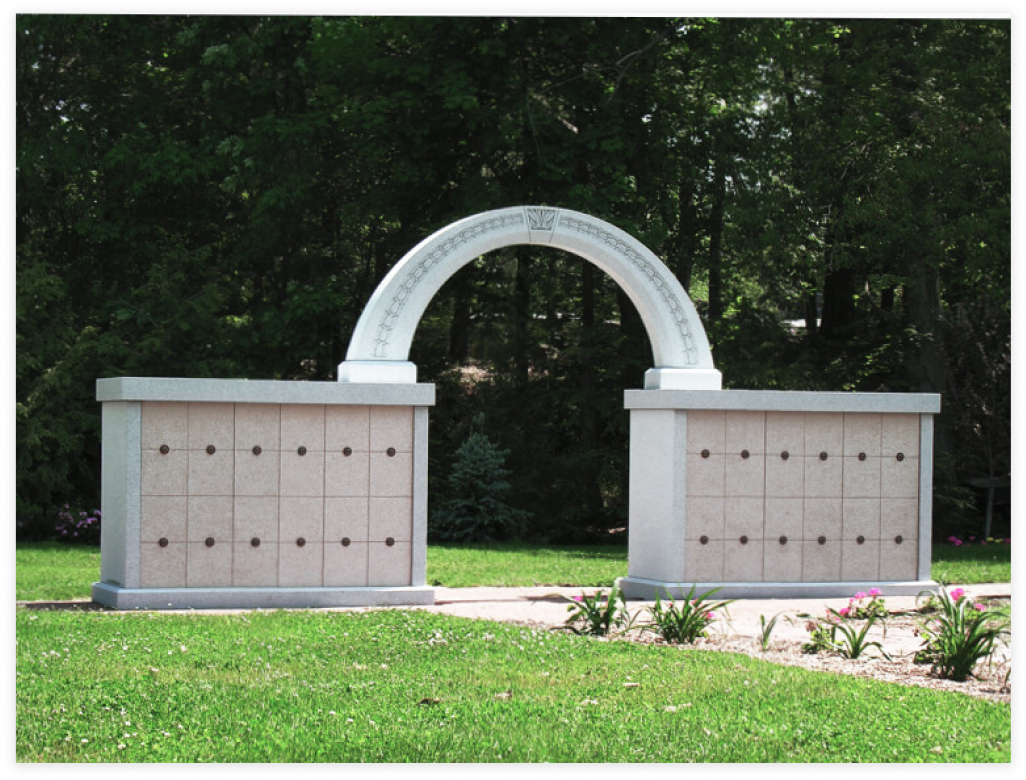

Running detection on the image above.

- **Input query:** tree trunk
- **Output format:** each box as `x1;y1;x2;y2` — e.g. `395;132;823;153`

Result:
674;178;698;291
448;266;474;363
707;152;726;321
511;251;531;385
820;264;856;341
579;259;603;523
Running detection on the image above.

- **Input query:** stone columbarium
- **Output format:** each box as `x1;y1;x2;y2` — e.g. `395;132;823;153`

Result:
93;207;940;609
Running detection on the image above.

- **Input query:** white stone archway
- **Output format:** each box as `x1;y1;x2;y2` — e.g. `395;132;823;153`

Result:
338;206;722;390
92;206;941;610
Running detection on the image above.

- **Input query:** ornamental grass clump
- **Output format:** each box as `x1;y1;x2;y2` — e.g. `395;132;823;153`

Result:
640;586;734;645
756;612;792;652
914;586;1010;681
559;583;635;637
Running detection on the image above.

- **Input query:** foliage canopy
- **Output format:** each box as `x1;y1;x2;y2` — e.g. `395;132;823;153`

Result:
17;16;1010;541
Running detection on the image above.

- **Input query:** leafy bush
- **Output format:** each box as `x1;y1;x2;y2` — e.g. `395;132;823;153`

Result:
640;586;733;645
914;586;1010;681
54;505;102;545
430;432;530;543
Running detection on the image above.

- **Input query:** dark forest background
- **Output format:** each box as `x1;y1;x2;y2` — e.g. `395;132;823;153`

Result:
16;16;1010;542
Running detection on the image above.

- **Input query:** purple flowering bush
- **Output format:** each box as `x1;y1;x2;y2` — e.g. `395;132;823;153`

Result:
946;534;1011;547
54;505;101;544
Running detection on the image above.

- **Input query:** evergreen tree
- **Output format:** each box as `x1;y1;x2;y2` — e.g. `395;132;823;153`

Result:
431;433;529;543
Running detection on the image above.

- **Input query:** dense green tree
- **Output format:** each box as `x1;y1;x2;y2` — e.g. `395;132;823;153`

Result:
16;15;1010;540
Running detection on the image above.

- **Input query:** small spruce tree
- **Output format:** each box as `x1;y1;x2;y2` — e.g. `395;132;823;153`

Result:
431;432;529;542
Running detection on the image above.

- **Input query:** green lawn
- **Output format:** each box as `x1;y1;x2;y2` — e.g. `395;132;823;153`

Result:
16;543;101;601
15;608;1010;762
930;543;1012;586
16;540;1011;602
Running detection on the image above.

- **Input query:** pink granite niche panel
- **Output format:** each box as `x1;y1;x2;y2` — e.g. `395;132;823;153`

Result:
682;409;926;584
132;401;415;591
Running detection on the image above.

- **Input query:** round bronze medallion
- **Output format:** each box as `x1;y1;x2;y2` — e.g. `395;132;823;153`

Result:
341;538;351;547
159;444;170;455
159;537;169;547
205;537;215;547
206;445;216;455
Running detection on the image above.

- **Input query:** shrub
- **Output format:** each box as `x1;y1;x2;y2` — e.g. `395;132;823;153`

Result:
54;505;101;544
640;586;733;645
430;432;530;543
914;586;1010;681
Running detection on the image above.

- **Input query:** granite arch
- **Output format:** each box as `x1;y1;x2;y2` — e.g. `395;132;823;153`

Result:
339;206;720;389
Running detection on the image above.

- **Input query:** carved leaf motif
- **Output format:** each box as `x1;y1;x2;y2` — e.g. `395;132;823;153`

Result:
527;208;557;230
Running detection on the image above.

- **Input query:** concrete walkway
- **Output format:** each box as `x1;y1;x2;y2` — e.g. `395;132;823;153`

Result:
414;582;1012;660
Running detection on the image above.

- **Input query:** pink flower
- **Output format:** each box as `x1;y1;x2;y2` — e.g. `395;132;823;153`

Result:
573;596;584;602
950;588;966;602
853;591;867;601
869;588;882;597
839;607;851;617
954;540;963;546
1004;538;1012;544
948;535;957;542
974;603;986;612
705;612;714;620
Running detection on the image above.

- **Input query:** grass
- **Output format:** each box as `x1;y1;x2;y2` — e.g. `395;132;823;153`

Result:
16;540;1010;602
15;608;1010;762
16;542;102;601
426;542;628;587
930;543;1012;587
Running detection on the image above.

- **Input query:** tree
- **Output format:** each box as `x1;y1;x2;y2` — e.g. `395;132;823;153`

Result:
430;431;529;543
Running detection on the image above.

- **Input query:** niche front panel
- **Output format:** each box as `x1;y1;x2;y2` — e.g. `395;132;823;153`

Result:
135;401;414;590
682;410;921;583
